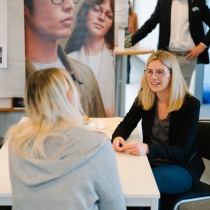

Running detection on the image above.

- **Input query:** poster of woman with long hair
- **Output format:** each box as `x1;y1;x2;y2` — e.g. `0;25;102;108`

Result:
65;0;115;117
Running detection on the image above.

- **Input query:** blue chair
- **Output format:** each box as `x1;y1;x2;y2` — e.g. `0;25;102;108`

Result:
161;119;210;210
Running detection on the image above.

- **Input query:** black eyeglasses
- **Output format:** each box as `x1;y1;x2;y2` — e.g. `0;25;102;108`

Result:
51;0;80;5
144;69;171;78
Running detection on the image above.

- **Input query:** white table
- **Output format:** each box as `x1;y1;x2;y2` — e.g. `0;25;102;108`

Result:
0;117;160;209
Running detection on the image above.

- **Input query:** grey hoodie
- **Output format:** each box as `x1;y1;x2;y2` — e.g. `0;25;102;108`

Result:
9;127;126;210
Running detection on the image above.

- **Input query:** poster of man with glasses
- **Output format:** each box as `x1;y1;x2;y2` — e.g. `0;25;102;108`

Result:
24;0;107;117
0;0;7;68
65;0;115;117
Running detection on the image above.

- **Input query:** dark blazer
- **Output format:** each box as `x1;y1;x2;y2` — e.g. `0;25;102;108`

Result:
112;95;205;185
132;0;210;64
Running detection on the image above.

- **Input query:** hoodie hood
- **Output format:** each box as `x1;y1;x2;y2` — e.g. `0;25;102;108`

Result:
9;127;108;187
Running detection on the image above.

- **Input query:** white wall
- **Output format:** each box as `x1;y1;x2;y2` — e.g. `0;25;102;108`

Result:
133;0;159;63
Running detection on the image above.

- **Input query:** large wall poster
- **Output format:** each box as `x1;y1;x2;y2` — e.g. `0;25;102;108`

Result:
0;1;7;68
24;0;115;117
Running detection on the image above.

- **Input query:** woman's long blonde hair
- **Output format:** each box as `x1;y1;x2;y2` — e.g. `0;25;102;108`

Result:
138;50;192;112
5;68;83;159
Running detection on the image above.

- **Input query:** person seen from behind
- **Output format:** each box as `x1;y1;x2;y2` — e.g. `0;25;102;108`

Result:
5;68;126;210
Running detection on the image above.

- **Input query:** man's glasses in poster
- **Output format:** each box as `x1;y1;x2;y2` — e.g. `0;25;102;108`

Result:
90;4;113;23
51;0;80;5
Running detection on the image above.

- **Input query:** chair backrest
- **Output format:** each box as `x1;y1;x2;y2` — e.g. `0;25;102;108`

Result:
195;121;210;160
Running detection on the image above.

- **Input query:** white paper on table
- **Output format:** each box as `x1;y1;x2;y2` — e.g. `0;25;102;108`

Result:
0;1;7;68
85;120;114;140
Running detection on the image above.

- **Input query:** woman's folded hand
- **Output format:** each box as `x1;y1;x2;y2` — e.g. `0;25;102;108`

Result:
112;137;127;152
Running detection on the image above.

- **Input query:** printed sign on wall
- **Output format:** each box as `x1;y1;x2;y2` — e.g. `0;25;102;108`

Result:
66;0;115;117
115;0;128;22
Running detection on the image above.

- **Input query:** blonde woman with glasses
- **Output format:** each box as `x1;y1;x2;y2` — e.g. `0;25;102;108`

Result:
5;68;125;210
111;51;205;209
24;0;106;118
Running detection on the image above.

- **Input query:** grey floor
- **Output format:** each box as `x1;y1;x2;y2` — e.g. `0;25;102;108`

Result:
126;55;210;210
